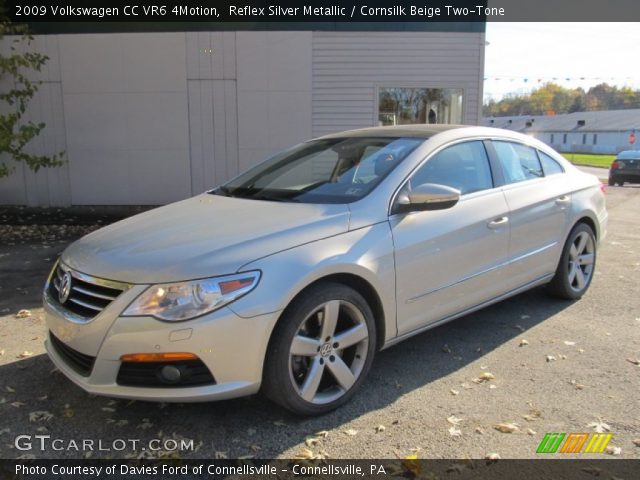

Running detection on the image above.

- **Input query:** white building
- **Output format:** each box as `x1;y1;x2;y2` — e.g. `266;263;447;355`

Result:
1;25;486;206
483;109;640;155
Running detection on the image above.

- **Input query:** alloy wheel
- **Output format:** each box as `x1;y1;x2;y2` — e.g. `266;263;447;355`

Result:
567;231;595;293
288;300;369;404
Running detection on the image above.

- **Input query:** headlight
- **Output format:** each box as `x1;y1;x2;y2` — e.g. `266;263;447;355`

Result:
122;271;261;321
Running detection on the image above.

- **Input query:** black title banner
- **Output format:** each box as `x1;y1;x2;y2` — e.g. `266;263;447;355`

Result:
3;0;640;23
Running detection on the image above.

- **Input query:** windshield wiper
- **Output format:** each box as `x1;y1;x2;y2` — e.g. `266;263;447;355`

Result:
211;186;232;197
252;193;300;203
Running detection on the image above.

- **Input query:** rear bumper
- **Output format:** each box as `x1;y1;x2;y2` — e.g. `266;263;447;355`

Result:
609;170;640;183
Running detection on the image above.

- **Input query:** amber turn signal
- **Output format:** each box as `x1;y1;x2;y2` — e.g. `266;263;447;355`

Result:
120;352;198;363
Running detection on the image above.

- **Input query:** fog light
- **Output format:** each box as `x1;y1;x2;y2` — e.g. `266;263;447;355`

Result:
160;365;182;383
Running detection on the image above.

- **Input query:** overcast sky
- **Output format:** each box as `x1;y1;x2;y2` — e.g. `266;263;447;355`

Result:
484;23;640;101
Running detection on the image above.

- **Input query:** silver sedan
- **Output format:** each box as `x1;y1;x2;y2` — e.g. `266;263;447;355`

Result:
43;125;607;415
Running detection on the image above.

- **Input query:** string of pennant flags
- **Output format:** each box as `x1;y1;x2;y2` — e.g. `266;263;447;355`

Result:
484;75;639;83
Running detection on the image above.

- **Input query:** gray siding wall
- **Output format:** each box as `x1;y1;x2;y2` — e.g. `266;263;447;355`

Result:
0;31;484;206
312;32;485;137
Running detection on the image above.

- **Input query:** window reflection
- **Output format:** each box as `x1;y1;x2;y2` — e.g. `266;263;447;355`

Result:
379;87;463;126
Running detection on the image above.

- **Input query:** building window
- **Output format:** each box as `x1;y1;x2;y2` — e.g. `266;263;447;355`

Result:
378;87;463;126
593;134;598;145
550;134;555;144
582;134;587;145
563;133;567;144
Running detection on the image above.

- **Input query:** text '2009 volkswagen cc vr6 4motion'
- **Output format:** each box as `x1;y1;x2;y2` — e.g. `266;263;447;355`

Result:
44;125;607;415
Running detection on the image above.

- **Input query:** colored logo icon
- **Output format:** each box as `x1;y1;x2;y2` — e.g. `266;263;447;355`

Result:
536;432;612;454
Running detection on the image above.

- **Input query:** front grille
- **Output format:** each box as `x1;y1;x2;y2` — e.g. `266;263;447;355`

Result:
48;264;125;320
117;360;216;388
49;332;96;376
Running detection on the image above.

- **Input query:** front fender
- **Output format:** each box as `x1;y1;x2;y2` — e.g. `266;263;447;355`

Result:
228;222;397;343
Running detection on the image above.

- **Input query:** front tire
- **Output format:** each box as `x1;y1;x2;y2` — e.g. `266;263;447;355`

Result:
262;283;376;416
547;223;596;299
607;177;615;186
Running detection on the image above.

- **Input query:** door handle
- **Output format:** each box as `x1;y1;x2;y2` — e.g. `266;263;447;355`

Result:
555;195;570;205
488;216;509;229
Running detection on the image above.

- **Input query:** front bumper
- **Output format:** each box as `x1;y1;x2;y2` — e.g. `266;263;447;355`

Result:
44;287;280;402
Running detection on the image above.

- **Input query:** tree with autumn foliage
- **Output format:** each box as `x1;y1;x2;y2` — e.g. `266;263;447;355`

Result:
484;82;640;117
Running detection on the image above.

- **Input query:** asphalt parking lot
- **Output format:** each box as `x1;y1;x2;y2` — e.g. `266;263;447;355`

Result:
0;183;638;460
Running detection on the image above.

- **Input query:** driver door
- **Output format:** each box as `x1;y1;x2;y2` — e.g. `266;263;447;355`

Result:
390;140;511;335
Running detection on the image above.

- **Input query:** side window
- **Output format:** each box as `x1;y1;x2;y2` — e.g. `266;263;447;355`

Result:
492;141;543;184
410;141;493;195
538;151;564;176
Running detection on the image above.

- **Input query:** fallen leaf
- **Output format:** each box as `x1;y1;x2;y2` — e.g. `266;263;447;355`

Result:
489;384;497;389
587;419;610;433
5;386;15;393
344;429;358;436
0;349;5;356
304;437;319;447
605;446;621;456
15;309;32;318
626;358;640;366
559;354;567;360
29;411;54;422
101;407;115;412
632;439;640;447
314;430;329;438
294;448;316;460
272;420;287;427
485;453;501;461
447;415;463;426
18;351;33;358
513;324;525;332
448;426;462;437
376;425;385;433
442;344;452;353
478;372;495;382
563;341;576;346
63;406;74;418
461;382;472;389
475;426;484;434
11;401;25;408
214;451;228;459
37;395;48;401
546;355;556;362
494;422;519;433
450;389;459;396
250;444;261;453
137;419;153;430
519;339;529;347
527;428;536;435
403;454;422;477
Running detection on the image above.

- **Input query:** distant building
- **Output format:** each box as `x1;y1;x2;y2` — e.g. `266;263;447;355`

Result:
482;109;640;155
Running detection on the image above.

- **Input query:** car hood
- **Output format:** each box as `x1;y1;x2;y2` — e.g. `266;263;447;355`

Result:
62;194;350;284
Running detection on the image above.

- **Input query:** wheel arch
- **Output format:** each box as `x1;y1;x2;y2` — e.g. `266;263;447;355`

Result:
271;273;387;352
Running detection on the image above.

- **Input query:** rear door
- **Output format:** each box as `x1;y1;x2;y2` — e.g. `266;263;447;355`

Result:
489;141;570;287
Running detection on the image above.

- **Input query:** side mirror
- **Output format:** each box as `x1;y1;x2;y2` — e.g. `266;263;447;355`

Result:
395;183;460;213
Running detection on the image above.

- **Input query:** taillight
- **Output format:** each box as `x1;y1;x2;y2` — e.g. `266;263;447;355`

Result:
600;183;606;194
611;161;620;170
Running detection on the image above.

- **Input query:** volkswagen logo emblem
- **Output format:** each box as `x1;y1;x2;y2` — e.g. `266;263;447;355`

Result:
59;271;73;304
320;342;332;358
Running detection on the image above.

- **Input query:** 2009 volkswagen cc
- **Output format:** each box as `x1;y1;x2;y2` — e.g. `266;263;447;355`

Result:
44;125;607;415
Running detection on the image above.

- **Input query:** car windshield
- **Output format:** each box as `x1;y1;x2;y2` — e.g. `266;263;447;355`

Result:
212;137;424;204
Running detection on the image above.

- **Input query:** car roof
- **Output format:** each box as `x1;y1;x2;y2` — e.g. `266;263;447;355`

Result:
617;150;640;160
318;124;465;139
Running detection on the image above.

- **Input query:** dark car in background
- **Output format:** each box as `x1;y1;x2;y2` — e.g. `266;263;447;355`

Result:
609;150;640;186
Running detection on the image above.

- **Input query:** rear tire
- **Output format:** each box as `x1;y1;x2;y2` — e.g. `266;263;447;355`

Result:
607;177;615;186
262;282;376;416
547;223;596;300
617;181;624;187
